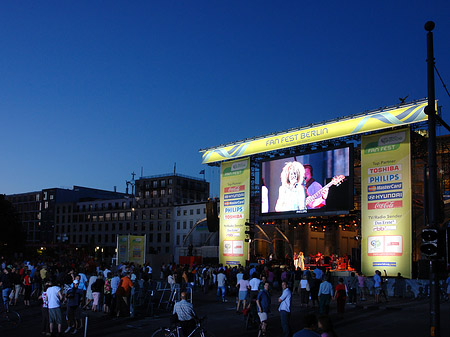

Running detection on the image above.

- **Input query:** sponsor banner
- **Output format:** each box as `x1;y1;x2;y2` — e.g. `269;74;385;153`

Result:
368;173;402;184
129;235;146;266
368;200;403;209
220;158;250;266
368;192;403;201
362;128;412;278
224;199;245;206
201;102;428;164
117;235;146;266
368;183;402;193
224;192;245;200
117;235;129;265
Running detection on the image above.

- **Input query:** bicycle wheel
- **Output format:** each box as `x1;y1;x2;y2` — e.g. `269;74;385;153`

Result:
190;328;215;337
3;310;21;329
151;327;172;337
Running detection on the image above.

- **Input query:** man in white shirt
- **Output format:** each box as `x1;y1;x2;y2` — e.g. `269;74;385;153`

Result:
249;273;261;300
278;281;292;337
216;270;227;302
47;283;63;335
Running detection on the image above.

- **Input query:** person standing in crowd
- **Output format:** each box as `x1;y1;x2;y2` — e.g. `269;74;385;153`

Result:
47;280;63;336
309;273;320;308
249;272;261;300
300;275;310;307
293;313;321;337
278;281;292;337
23;269;32;307
103;272;112;314
216;269;227;302
318;275;333;315
116;272;133;317
373;270;382;303
357;273;366;301
334;278;347;316
10;267;21;306
236;273;250;313
65;279;84;334
256;281;271;336
110;272;120;316
39;282;50;336
91;273;104;312
0;267;12;312
347;272;358;305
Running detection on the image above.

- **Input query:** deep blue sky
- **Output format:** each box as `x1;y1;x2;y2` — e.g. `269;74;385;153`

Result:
1;1;449;196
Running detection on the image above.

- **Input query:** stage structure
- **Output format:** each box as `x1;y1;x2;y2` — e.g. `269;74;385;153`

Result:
200;100;436;278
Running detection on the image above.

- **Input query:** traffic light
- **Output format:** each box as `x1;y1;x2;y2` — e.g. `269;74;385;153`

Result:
420;227;439;258
245;222;255;242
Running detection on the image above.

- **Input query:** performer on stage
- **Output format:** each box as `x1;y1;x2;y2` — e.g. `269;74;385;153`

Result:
304;164;329;209
275;161;306;212
298;252;305;271
293;252;299;270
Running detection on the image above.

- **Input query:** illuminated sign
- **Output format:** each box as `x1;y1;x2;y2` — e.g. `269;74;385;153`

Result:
361;129;412;278
220;158;250;266
201;102;428;164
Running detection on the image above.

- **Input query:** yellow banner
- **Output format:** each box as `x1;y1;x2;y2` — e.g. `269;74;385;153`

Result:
201;102;427;164
117;235;129;265
361;128;412;278
117;235;146;266
219;158;250;266
129;235;146;266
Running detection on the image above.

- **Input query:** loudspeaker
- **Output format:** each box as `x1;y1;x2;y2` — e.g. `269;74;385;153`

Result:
206;200;219;232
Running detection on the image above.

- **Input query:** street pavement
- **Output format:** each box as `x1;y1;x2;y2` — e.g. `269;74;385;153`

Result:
4;286;450;337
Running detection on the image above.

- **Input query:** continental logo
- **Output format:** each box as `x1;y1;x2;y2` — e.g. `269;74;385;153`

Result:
364;132;406;155
223;160;248;177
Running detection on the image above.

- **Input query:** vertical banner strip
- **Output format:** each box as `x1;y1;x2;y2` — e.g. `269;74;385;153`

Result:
361;128;412;278
219;158;250;266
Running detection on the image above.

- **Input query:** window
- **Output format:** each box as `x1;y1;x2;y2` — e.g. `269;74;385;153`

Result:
183;210;187;215
150;222;154;231
176;235;180;245
161;189;166;196
165;233;170;242
197;209;200;214
149;233;153;242
126;212;132;220
190;209;194;215
152;190;158;197
161;180;166;187
153;181;158;188
157;222;162;231
190;220;193;229
177;210;181;216
166;222;170;231
183;221;187;230
177;222;180;230
168;188;173;195
157;233;161;242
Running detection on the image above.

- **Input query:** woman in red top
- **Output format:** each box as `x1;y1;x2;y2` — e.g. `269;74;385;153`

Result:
23;270;32;306
334;277;347;315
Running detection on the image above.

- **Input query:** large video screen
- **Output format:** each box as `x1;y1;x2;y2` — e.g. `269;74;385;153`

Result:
260;145;353;217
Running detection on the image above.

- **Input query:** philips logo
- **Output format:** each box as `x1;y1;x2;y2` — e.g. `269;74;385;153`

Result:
368;174;401;184
224;206;244;213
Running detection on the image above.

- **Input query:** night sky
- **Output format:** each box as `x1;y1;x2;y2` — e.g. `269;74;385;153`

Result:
1;1;449;197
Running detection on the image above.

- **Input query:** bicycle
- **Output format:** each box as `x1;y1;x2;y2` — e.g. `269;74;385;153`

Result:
0;308;21;329
151;316;214;337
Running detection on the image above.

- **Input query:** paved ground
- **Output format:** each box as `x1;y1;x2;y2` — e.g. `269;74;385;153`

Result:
3;287;450;337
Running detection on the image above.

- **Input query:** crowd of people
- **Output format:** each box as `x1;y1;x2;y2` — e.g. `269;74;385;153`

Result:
2;255;444;337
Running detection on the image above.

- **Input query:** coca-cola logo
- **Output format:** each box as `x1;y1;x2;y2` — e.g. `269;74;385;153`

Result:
368;200;402;210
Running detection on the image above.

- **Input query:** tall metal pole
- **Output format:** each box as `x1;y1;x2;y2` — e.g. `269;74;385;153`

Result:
425;20;440;337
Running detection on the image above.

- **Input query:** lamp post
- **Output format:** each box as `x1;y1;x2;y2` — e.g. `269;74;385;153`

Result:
424;20;440;337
